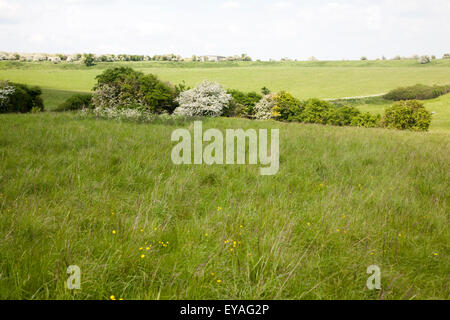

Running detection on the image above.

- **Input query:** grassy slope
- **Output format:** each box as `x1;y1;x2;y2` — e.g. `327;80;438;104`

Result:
0;113;448;299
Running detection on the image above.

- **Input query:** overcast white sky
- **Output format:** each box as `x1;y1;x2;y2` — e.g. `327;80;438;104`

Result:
0;0;449;60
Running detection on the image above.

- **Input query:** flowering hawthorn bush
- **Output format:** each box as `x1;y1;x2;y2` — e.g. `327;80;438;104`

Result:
0;81;15;108
254;94;275;120
174;80;231;117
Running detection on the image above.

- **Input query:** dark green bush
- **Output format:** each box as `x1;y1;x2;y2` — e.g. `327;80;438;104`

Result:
271;91;303;121
384;84;450;101
381;100;432;131
83;53;95;67
0;82;44;113
94;67;141;87
225;89;262;117
93;67;178;114
55;94;93;112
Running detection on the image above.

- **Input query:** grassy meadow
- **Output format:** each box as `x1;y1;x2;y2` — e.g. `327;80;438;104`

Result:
0;60;449;300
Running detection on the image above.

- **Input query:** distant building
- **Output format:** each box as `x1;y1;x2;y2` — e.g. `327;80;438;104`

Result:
199;55;226;62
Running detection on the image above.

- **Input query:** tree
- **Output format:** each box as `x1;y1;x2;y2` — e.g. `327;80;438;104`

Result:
83;53;96;67
261;87;271;95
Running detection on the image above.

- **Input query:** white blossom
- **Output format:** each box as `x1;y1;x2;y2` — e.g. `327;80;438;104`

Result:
174;80;231;117
0;81;15;108
254;94;275;120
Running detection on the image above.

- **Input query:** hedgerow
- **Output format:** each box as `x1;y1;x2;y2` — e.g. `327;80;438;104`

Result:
80;67;435;131
384;84;450;101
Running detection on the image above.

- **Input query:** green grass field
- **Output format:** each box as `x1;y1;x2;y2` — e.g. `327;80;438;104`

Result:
2;59;450;102
0;61;449;300
0;114;448;299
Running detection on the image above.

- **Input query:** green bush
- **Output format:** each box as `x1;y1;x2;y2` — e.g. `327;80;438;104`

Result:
328;105;361;126
382;100;432;131
384;84;450;101
350;112;381;128
225;89;262;117
271;91;303;121
93;67;178;114
0;82;44;113
298;98;333;124
55;94;93;112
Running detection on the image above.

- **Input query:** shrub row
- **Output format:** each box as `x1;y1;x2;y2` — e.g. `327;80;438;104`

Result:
254;92;381;128
384;84;450;101
0;81;44;113
70;67;434;131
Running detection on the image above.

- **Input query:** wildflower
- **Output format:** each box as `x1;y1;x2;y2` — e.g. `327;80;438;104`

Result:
110;295;116;300
240;225;243;229
141;254;145;259
112;230;116;235
217;206;222;212
217;280;222;284
146;247;151;251
342;214;346;219
307;222;311;227
205;233;208;237
154;227;158;231
119;298;124;300
370;251;375;256
139;247;143;251
433;253;438;257
336;229;340;233
140;229;144;232
398;233;402;238
111;212;115;216
211;272;215;277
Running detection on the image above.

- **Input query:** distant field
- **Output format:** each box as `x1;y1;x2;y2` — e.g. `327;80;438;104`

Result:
1;59;449;131
1;60;450;100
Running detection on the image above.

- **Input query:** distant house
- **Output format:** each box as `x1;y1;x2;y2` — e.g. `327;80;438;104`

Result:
199;55;226;62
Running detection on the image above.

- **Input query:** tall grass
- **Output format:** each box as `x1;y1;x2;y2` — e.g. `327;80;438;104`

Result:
0;113;448;299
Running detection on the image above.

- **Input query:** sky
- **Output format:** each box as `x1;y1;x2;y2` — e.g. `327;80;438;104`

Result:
1;0;449;60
